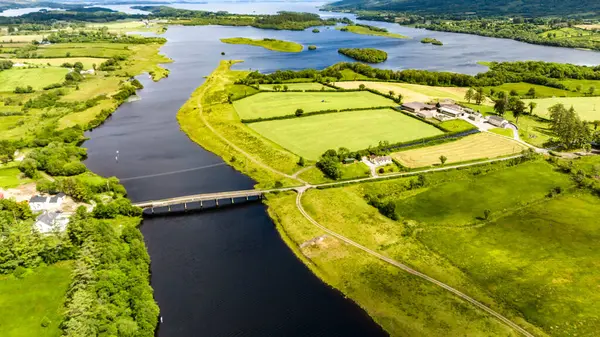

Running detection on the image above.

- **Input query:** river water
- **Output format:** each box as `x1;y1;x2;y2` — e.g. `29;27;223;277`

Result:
79;2;600;336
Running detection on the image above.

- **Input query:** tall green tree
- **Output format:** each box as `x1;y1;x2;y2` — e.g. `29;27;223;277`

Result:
464;88;475;103
528;101;537;115
549;104;591;149
512;99;526;123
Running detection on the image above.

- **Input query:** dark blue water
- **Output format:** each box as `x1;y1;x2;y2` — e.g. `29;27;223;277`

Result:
81;4;600;337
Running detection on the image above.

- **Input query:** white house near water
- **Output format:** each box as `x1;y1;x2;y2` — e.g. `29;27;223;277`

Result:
34;211;69;234
29;193;66;211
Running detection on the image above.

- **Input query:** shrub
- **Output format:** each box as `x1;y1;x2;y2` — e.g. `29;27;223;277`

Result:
40;316;51;328
308;45;317;50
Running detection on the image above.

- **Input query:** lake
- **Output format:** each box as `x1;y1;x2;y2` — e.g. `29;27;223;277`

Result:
80;2;600;336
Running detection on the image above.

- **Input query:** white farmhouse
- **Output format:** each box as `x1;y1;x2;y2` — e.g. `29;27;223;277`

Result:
34;212;69;234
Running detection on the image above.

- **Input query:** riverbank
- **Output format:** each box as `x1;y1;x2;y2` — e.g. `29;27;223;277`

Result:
220;37;303;52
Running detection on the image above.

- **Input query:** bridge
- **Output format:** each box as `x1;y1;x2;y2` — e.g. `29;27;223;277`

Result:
132;187;295;213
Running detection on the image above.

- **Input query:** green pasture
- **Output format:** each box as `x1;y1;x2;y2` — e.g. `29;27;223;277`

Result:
0;166;30;188
0;67;69;91
437;119;476;132
220;37;303;52
559;78;600;93
0;262;72;337
37;43;133;58
523;96;600;121
233;91;396;119
489;127;514;137
487;82;577;98
249;108;443;159
419;192;600;336
8;57;106;70
337;25;408;39
393;161;573;226
259;83;333;91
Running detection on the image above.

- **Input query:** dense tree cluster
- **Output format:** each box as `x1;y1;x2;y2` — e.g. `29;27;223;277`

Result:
0;199;76;274
62;211;158;337
338;48;388;63
19;142;87;178
45;29;166;44
548;104;592;149
0;60;13;71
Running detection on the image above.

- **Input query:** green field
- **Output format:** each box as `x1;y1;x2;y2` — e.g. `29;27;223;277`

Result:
394;161;573;225
233;91;396;119
523;96;600;121
0;68;69;91
337;25;408;39
437;119;476;132
220;37;303;52
489;127;514;137
487;82;577;98
0;262;72;337
249;108;443;159
0;166;31;188
259;83;333;91
419;193;600;336
37;43;133;58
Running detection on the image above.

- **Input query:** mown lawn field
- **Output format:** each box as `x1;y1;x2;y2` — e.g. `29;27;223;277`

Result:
259;83;333;91
0;67;69;91
0;262;72;337
419;192;600;336
392;132;526;168
249;108;443;159
0;166;31;188
523;96;600;121
334;81;468;103
233;91;396;119
437;119;476;132
394;161;573;225
489;127;514;137
37;43;133;58
8;57;106;70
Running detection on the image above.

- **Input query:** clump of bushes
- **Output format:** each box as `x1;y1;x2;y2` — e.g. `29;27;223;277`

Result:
338;48;388;63
308;45;317;50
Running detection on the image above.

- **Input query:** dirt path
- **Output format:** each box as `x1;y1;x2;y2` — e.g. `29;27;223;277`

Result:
294;188;535;337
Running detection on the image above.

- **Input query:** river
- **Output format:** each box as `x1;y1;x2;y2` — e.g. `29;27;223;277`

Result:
80;2;600;336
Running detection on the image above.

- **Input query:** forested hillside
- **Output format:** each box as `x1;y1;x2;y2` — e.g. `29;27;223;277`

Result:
327;0;600;17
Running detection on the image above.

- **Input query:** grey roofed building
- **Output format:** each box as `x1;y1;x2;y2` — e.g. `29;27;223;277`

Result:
488;115;508;127
402;102;436;113
30;195;47;203
34;211;69;233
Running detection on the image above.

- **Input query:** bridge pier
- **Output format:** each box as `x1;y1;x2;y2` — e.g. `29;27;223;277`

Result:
184;202;187;211
151;207;154;214
200;200;203;209
231;197;234;204
216;199;219;207
168;205;171;212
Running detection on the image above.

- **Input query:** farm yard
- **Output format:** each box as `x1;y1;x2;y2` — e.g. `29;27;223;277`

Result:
233;91;396;119
392;132;526;168
248;108;443;159
333;81;468;103
523;96;600;121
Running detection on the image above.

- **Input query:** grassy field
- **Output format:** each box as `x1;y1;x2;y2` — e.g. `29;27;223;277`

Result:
233;91;396;119
393;161;572;226
8;57;106;70
220;37;303;52
523;96;600;121
0;166;31;188
334;81;468;103
419;192;600;336
559;78;600;93
437;119;476;132
58;99;117;129
249;108;443;159
489;127;514;137
486;82;578;98
337;25;408;39
61;76;121;101
258;83;333;91
0;261;72;337
392;132;526;168
266;192;518;337
37;43;133;58
0;34;45;43
177;60;300;188
0;67;69;91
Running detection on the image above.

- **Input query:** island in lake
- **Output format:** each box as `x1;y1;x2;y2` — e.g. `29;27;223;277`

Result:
338;24;408;39
220;37;303;52
421;37;444;45
338;48;388;63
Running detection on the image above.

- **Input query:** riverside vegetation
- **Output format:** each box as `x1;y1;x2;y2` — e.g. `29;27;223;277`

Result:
0;17;171;337
177;55;600;336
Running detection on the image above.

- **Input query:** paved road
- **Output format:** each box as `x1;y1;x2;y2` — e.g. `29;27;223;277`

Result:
294;188;535;337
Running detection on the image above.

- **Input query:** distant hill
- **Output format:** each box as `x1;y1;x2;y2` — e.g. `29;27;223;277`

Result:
326;0;600;17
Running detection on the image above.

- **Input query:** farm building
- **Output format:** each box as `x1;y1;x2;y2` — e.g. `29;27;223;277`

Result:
34;211;69;234
487;115;508;127
369;155;393;166
29;193;66;211
416;110;436;119
402;102;436;113
438;106;464;118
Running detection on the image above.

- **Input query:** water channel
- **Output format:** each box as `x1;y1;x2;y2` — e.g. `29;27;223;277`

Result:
80;3;600;336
